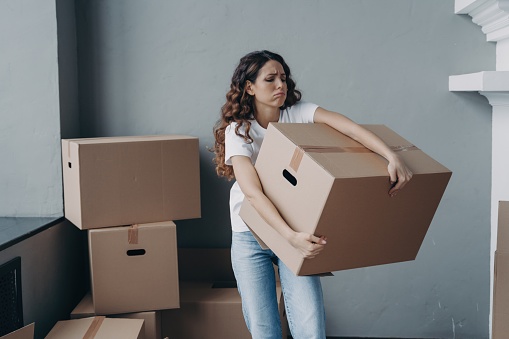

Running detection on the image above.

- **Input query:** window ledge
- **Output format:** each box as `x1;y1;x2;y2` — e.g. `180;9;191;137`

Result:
0;216;64;252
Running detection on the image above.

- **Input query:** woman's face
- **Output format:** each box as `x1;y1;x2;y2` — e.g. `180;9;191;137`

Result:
246;60;287;112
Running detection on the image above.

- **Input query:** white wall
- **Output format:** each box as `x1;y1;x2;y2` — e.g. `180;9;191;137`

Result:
0;0;63;217
74;1;494;337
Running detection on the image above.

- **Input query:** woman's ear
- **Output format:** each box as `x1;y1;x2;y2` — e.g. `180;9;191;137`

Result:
245;81;254;96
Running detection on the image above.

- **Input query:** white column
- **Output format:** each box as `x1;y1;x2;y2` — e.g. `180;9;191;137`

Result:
451;1;509;338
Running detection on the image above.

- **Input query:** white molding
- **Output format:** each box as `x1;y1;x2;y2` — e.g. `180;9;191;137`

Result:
449;71;509;91
480;91;509;106
455;0;509;41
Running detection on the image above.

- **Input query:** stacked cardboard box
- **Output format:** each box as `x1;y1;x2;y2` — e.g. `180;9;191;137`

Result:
240;123;452;276
61;135;201;230
161;248;287;339
45;317;145;339
55;135;202;338
493;201;509;338
70;293;161;339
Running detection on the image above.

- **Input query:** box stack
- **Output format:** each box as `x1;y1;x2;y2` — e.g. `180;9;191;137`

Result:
493;201;509;338
240;123;452;276
54;135;201;338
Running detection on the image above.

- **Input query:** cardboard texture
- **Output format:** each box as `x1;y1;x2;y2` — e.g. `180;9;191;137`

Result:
45;317;145;339
493;201;509;339
0;323;34;339
162;248;287;339
88;221;179;315
162;281;285;339
240;123;452;276
70;293;161;339
62;135;200;230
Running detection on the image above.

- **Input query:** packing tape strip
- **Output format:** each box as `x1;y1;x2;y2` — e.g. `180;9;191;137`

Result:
289;144;419;172
83;316;105;339
128;224;139;244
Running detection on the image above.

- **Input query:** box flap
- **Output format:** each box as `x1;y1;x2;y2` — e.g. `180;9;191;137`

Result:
70;293;94;319
46;317;144;339
0;323;34;339
269;123;451;178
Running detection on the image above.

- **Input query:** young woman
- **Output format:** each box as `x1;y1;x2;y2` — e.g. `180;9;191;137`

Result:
213;50;412;339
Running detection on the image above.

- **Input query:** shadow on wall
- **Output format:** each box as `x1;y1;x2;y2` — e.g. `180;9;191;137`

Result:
176;149;233;248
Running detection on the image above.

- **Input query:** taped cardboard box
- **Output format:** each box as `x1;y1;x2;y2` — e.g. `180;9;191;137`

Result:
162;248;287;339
0;323;34;339
240;123;451;276
89;221;179;315
62;135;200;230
45;317;144;339
71;292;161;339
493;201;509;339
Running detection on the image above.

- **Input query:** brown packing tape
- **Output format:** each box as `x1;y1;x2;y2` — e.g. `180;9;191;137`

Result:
289;147;304;172
128;224;139;244
83;316;105;339
289;144;419;172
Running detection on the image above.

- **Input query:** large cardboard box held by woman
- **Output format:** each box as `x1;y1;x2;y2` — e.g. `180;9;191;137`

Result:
240;123;451;276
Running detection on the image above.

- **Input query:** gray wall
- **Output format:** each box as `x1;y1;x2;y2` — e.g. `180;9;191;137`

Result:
56;0;80;140
0;0;63;218
6;0;487;337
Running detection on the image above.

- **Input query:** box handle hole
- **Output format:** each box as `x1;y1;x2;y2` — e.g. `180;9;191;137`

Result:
68;162;72;168
127;249;146;256
282;169;297;186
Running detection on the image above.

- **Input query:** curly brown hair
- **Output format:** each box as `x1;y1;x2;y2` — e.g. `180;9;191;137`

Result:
212;50;302;180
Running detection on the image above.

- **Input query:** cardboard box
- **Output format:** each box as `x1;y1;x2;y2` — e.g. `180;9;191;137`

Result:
45;317;144;339
162;281;285;339
493;201;509;339
162;248;287;339
89;221;179;315
71;293;161;339
62;135;200;230
240;123;452;275
0;323;34;339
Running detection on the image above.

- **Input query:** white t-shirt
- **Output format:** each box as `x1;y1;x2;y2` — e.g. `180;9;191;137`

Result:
225;101;319;232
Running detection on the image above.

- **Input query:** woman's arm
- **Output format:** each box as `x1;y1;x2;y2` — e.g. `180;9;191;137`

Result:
314;107;413;196
231;155;327;258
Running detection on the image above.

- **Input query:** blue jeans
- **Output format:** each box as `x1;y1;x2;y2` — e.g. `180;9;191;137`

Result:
231;231;326;339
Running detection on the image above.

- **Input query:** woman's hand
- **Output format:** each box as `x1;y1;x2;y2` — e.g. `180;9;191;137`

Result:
314;107;414;197
387;154;413;197
288;232;327;259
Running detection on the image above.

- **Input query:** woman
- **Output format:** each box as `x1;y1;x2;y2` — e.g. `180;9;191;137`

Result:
213;50;412;339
